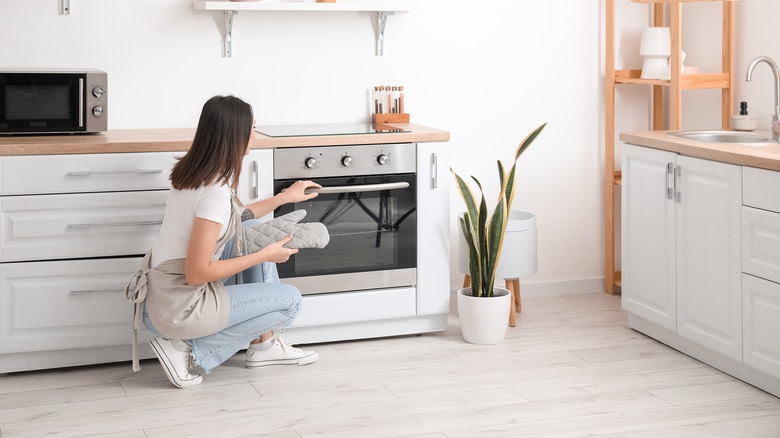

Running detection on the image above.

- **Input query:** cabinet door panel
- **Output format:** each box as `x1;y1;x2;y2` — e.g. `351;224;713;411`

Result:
416;142;450;315
676;155;742;361
743;274;780;379
0;258;143;353
743;206;780;284
0;191;167;262
744;166;780;212
1;152;177;195
622;144;677;330
238;150;273;221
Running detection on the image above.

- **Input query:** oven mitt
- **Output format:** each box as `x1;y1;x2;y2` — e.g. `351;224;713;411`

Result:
242;209;330;253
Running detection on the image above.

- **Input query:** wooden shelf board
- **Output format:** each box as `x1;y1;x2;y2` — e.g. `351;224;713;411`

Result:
614;70;730;89
631;0;737;3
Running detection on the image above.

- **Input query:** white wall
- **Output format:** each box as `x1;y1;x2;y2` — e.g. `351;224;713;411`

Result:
0;0;604;295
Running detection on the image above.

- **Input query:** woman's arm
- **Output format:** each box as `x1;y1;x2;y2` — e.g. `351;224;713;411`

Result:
183;217;298;285
245;180;320;218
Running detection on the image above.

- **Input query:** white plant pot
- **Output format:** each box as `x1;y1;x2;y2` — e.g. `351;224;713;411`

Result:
457;287;511;344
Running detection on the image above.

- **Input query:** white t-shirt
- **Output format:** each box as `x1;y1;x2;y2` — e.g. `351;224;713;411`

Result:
151;184;232;268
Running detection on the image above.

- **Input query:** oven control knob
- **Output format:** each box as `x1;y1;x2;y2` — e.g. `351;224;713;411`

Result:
92;106;105;117
92;86;105;98
304;157;317;169
376;154;390;165
341;156;353;167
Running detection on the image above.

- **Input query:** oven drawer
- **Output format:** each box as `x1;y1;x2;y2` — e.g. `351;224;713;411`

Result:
291;287;417;327
0;152;178;195
0;257;144;354
0;190;167;262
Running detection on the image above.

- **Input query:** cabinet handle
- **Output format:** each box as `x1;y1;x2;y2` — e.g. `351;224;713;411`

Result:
69;289;123;296
67;220;162;229
673;165;682;203
431;152;438;189
67;169;163;176
252;160;259;199
666;162;674;200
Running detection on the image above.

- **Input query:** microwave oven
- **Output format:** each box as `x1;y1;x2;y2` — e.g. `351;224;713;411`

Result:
0;70;107;135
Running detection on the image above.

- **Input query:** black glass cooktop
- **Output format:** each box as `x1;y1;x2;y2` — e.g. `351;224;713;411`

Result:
256;123;409;138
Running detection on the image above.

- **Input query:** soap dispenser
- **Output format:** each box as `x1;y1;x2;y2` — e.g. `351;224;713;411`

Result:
731;101;757;131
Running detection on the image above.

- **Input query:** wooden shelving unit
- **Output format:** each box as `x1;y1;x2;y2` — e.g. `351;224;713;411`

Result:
604;0;735;295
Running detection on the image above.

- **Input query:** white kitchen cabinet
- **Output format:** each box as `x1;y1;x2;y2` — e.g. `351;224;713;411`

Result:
741;166;780;380
622;144;677;331
0;191;167;262
622;144;742;361
0;257;144;354
416;142;450;316
742;274;780;379
675;154;742;361
0;153;174;373
0;152;178;195
236;149;274;219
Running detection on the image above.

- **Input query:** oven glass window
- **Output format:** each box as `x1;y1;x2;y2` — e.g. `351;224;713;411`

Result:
274;174;416;279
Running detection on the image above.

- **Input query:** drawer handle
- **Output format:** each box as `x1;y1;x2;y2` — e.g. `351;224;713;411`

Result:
69;289;123;296
67;169;163;176
67;220;162;229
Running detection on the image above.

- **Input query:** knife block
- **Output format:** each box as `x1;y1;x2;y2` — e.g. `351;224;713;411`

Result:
372;113;410;124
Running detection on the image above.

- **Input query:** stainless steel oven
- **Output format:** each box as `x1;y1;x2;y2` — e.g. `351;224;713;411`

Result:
273;143;417;295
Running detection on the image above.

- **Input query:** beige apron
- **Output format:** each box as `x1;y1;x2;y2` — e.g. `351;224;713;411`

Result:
125;191;246;371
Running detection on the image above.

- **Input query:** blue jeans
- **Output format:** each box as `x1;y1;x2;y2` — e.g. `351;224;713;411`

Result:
144;218;302;374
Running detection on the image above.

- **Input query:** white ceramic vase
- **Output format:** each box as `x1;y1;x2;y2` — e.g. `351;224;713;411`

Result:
457;287;511;344
640;27;671;80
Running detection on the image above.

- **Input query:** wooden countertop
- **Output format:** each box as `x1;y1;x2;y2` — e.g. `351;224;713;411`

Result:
620;130;780;172
0;123;450;156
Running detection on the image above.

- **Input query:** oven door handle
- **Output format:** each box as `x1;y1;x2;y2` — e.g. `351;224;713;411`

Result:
305;182;409;195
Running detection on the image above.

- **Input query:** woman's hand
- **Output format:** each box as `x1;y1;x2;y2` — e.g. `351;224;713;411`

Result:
280;180;321;204
259;235;299;263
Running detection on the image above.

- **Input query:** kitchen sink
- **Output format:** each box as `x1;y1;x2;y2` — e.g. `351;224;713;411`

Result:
666;130;777;145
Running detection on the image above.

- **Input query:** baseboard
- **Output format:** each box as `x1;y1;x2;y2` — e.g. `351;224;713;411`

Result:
451;277;604;297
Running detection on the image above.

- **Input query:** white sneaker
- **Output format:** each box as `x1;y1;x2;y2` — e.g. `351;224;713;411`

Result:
246;337;319;368
149;337;203;389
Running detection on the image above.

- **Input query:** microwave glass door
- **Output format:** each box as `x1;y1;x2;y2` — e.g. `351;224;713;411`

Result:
0;73;83;133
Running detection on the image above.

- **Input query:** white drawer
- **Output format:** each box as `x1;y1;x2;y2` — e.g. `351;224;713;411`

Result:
743;206;780;284
744;166;780;213
742;274;780;380
0;152;178;195
0;257;143;353
0;190;167;262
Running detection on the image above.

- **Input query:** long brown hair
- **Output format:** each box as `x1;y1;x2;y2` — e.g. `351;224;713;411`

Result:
170;95;253;190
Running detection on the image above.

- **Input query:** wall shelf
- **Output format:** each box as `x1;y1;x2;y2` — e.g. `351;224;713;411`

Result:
192;1;415;57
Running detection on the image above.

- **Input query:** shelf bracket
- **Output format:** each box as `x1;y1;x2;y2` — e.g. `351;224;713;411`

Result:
374;11;394;56
59;0;70;15
223;10;236;58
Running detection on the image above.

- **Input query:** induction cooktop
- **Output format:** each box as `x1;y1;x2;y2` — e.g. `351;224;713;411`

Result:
256;122;409;138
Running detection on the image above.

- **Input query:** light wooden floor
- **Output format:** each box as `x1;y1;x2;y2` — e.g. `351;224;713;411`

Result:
2;292;779;438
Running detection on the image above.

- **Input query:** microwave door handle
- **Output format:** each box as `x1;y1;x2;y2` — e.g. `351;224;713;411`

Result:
78;78;84;128
305;182;409;195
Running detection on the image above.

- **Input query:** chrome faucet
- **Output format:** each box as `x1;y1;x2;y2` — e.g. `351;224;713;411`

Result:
746;56;780;141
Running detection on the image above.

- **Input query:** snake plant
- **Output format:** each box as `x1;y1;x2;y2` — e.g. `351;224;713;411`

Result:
452;123;546;297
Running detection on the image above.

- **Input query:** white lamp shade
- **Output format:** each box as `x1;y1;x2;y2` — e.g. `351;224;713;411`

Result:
458;211;537;280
